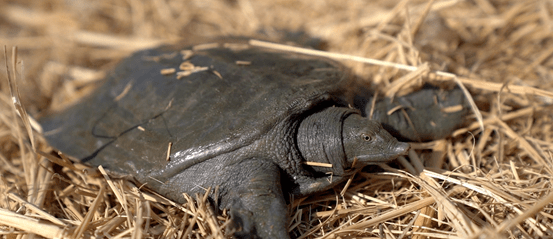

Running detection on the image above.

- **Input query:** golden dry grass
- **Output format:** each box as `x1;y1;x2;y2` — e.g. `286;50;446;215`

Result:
1;0;553;238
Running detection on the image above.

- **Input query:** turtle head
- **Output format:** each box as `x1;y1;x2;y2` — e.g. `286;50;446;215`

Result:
342;114;409;166
297;107;409;175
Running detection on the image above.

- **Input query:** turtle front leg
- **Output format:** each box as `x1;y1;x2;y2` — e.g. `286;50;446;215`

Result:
219;159;290;239
368;85;469;141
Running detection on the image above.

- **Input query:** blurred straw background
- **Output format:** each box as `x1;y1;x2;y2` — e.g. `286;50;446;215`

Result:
1;0;553;238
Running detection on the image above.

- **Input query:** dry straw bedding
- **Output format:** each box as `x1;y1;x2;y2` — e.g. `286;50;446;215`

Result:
1;0;553;238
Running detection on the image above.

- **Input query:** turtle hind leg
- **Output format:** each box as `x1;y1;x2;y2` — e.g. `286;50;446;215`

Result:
220;159;290;239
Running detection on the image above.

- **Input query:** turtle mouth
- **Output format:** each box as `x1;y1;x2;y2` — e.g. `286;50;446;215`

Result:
351;142;410;165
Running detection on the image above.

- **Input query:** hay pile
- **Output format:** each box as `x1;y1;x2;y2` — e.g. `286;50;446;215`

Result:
1;0;553;238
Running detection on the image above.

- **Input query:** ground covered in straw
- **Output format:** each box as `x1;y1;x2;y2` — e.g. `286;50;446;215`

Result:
1;0;553;238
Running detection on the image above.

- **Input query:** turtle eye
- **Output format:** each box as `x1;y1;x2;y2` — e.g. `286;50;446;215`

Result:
362;134;371;141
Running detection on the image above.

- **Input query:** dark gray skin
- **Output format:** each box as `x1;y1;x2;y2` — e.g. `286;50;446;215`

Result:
40;41;467;238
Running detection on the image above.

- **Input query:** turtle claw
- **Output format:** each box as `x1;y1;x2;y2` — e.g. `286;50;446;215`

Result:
227;207;257;238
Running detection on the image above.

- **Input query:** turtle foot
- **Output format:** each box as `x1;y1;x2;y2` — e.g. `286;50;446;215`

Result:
369;85;469;141
221;159;290;239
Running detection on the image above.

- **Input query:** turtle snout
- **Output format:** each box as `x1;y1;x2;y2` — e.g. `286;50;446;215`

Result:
392;142;410;156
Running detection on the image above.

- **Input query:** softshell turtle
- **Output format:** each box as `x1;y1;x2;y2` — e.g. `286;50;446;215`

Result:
41;40;467;238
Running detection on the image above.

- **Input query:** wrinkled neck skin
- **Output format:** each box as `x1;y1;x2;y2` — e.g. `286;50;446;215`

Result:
296;107;356;175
